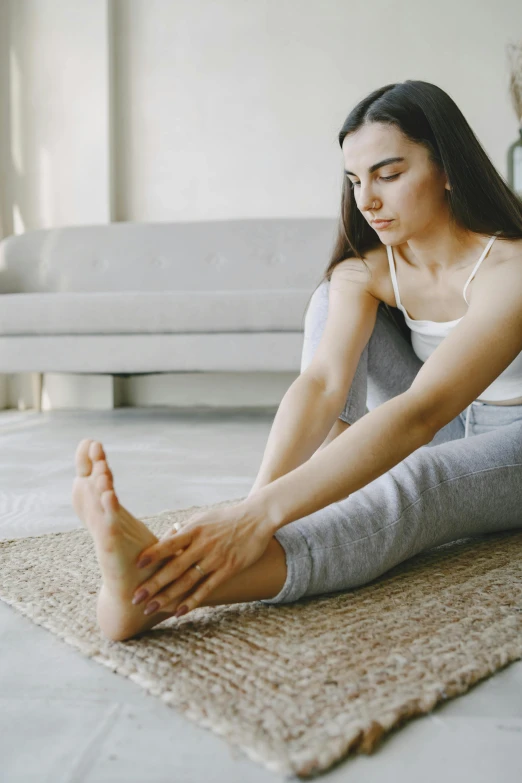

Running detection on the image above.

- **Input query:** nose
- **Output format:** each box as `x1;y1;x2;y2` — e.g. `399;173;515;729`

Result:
358;184;380;213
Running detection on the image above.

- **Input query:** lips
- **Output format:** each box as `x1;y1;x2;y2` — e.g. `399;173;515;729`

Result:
372;219;393;225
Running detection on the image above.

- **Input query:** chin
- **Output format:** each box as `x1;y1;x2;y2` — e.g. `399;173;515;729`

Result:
378;224;404;244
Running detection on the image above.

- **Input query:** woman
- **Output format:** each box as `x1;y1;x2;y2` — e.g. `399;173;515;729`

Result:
73;80;522;642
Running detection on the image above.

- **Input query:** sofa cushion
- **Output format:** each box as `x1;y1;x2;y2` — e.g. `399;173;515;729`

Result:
0;333;304;373
0;219;336;293
0;290;315;335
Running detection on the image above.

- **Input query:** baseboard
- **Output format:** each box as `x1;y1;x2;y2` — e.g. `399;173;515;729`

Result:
0;372;299;410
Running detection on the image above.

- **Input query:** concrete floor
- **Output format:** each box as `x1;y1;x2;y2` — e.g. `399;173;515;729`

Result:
1;407;521;783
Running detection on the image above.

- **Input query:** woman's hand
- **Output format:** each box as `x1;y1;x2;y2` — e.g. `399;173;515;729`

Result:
131;499;276;618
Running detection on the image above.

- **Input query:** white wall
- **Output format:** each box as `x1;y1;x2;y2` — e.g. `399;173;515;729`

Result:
2;0;519;231
110;0;520;222
0;0;520;408
0;0;110;236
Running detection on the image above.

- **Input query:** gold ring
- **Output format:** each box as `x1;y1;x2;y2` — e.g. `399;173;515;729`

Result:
193;563;206;578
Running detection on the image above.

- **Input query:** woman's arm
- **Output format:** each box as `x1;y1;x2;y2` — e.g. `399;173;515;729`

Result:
251;390;434;531
250;261;379;496
131;256;522;617
131;390;433;618
252;256;522;531
248;373;347;496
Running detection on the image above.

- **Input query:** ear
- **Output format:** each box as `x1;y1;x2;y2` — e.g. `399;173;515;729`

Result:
440;167;451;191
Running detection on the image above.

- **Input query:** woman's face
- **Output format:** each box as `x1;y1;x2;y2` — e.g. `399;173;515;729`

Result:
341;122;450;242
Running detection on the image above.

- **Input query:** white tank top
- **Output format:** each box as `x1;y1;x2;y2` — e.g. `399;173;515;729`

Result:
386;233;522;402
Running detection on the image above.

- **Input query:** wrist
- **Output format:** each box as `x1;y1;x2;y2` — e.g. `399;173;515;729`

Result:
248;472;275;498
241;485;284;535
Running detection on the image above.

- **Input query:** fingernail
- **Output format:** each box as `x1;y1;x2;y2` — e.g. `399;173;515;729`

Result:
144;601;160;616
175;605;188;618
137;557;152;569
132;588;149;605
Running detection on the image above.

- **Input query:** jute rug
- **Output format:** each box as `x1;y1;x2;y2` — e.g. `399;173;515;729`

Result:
1;499;522;779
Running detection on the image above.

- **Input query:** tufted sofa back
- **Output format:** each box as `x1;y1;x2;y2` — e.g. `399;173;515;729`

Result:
0;218;338;294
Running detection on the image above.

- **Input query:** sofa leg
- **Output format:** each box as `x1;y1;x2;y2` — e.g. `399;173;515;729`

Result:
31;373;43;412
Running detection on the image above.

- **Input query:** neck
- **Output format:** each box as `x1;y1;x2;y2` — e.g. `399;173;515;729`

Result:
396;220;491;274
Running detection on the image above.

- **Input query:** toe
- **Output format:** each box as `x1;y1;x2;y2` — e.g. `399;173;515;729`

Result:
91;459;114;486
100;489;119;519
92;459;109;478
89;441;106;463
96;473;113;495
75;439;94;477
95;477;119;524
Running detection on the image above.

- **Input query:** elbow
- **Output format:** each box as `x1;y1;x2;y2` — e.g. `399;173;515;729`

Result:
401;391;441;445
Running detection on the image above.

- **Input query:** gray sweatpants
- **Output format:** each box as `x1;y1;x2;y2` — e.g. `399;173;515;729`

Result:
261;280;522;605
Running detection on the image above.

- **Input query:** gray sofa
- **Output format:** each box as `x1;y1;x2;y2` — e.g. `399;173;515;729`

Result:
0;218;337;409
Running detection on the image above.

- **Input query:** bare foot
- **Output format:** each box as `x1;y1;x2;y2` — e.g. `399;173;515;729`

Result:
72;439;180;642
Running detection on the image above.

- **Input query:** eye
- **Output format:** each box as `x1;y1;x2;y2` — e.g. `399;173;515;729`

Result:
348;174;400;188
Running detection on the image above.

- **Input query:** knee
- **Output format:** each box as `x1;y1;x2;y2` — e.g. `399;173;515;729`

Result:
305;281;329;326
301;280;330;371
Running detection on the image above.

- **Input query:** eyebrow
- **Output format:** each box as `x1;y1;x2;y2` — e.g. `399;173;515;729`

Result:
344;157;405;176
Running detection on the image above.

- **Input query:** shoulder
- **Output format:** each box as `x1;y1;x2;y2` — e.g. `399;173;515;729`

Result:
332;244;389;295
333;244;394;306
476;237;522;285
494;236;522;264
469;237;522;312
329;248;390;310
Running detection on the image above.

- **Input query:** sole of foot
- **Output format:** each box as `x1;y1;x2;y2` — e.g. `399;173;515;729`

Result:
72;438;180;642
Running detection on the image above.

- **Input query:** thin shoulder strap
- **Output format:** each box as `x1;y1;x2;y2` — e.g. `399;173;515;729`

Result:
462;233;500;305
386;245;403;310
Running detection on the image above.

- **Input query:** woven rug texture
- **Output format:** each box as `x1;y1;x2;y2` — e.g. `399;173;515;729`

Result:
1;499;521;778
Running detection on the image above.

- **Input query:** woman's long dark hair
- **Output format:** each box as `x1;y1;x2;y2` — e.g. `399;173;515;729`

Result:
303;80;522;324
